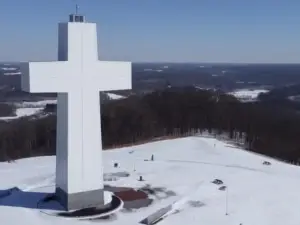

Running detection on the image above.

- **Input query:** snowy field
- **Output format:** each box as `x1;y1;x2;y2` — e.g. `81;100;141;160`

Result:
228;89;269;102
14;99;57;108
0;107;44;120
0;93;127;121
107;93;126;100
0;94;127;121
0;137;299;225
0;65;21;75
0;100;56;121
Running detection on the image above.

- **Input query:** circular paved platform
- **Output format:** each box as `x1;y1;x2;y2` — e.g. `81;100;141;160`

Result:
38;191;124;220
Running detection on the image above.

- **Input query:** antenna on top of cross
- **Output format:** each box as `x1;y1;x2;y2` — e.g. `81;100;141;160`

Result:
75;2;79;15
69;0;85;23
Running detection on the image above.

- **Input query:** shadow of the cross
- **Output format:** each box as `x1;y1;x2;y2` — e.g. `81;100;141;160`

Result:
0;187;64;211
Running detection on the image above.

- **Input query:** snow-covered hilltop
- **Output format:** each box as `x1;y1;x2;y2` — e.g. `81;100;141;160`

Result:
228;89;269;102
0;137;299;225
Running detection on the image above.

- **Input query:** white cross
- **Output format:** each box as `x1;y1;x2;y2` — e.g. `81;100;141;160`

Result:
20;21;131;210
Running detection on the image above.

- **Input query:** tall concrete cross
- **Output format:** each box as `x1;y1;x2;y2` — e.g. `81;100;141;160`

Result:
20;14;132;211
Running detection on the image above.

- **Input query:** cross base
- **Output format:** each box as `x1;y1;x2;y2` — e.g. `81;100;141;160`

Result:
56;187;105;211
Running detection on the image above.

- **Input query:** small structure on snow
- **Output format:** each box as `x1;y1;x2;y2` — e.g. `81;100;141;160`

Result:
263;161;271;166
219;186;227;191
212;179;223;185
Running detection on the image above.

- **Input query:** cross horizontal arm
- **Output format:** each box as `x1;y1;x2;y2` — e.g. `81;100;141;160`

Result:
92;61;132;91
20;61;72;93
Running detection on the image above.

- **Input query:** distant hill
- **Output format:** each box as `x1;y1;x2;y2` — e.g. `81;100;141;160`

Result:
259;83;300;100
2;62;300;102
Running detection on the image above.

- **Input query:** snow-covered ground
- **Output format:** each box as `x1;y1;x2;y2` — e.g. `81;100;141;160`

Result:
194;85;215;91
1;67;17;71
144;69;163;72
0;96;127;121
3;71;22;75
14;100;57;108
0;66;21;75
0;136;299;225
288;95;300;102
0;108;44;120
107;93;126;100
0;100;56;121
228;89;269;102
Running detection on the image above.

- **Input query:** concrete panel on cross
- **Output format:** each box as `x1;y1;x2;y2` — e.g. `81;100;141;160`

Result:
20;14;132;211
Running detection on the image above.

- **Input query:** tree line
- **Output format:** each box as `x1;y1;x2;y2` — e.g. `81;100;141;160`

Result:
0;103;15;117
0;87;300;163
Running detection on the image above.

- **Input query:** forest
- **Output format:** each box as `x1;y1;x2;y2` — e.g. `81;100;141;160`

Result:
0;87;300;163
0;103;15;117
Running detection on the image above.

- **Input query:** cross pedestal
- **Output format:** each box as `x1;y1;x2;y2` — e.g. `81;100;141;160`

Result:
20;15;132;211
